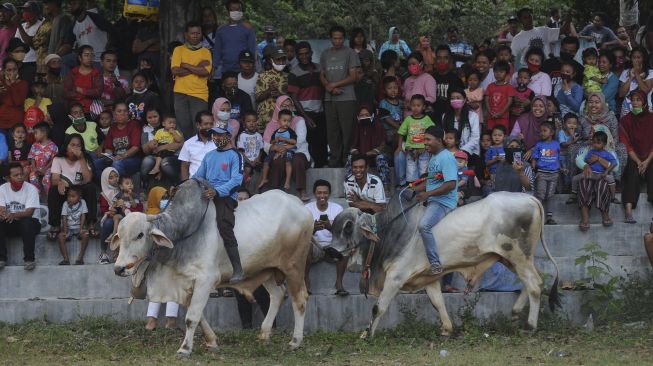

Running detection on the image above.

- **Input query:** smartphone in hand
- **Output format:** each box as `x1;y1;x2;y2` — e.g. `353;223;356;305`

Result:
513;152;522;165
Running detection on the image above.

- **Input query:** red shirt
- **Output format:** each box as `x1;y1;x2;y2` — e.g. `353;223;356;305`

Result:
103;120;142;156
0;80;28;129
64;66;102;113
620;111;653;160
351;118;386;155
485;82;515;129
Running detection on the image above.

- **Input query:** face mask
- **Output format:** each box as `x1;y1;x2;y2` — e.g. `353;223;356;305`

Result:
272;61;285;72
21;11;35;23
358;116;373;124
214;135;230;149
49;67;61;75
408;64;421;76
224;86;238;97
185;42;202;51
199;128;212;138
560;73;572;81
632;107;643;115
159;198;169;211
527;61;540;73
10;180;24;191
616;57;625;67
217;110;230;121
100;127;110;135
69;115;86;125
11;51;26;62
229;11;243;21
436;62;449;73
517;82;527;89
132;87;147;94
450;99;465;109
559;51;573;61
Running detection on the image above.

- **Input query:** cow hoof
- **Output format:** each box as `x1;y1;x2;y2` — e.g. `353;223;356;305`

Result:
359;330;369;341
440;332;451;339
288;340;302;351
206;345;219;353
176;351;191;360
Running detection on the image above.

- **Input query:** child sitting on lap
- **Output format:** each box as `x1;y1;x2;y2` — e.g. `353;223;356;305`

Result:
258;109;297;191
149;115;183;178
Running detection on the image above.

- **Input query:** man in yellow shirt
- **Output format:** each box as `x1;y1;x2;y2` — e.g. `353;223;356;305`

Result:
172;21;212;138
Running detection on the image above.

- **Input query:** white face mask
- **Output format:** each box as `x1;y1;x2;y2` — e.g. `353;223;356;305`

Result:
217;111;231;121
272;61;285;72
229;11;243;21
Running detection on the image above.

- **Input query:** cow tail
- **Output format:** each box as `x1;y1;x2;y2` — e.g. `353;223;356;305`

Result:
536;198;561;312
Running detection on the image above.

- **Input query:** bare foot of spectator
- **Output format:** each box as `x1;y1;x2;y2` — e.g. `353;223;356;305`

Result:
149;166;160;175
165;317;177;329
602;212;613;227
145;317;157;330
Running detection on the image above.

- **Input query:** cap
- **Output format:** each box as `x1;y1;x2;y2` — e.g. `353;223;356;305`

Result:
210;126;231;135
238;50;255;62
270;47;286;59
454;150;469;160
24;106;45;129
19;1;39;14
44;53;61;65
264;25;275;33
508;15;519;23
6;37;29;54
1;2;16;14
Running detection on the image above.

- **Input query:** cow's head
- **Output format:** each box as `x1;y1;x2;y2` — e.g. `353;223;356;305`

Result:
112;212;173;277
325;208;380;261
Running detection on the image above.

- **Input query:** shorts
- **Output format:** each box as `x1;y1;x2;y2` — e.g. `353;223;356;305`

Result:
63;228;82;240
266;149;295;163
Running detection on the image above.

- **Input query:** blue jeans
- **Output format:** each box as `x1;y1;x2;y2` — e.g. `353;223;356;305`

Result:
406;151;430;182
97;156;142;177
418;201;452;265
394;150;407;185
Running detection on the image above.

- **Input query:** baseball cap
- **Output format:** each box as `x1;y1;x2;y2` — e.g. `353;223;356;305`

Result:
1;2;16;14
211;126;231;135
19;1;39;14
44;53;61;65
264;25;275;33
508;15;519;23
238;50;255;62
270;47;286;59
454;150;469;160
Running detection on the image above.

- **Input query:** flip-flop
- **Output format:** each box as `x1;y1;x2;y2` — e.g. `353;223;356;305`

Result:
602;219;613;227
579;223;590;232
88;227;99;238
624;217;637;224
74;259;84;265
58;260;70;265
335;289;349;296
47;230;59;241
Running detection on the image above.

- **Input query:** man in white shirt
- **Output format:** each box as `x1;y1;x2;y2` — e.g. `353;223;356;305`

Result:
305;179;347;295
178;111;217;181
238;50;258;109
511;7;570;69
15;1;44;82
344;154;387;214
0;163;41;270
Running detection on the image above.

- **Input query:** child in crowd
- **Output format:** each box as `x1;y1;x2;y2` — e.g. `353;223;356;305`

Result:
23;106;44;145
579;131;618;204
65;103;100;155
258;109;297;191
8;123;31;172
56;186;89;265
510;68;534;128
495;45;514;77
97;110;113;146
476;130;492;195
237;111;264;183
355;50;378;108
24;79;52;122
556;62;584;115
558;113;579;192
28;122;58;195
582;48;603;94
484;125;507;186
106;176;142;243
396;94;435;182
444;128;460;154
546;96;562;130
485;60;514;130
465;71;484;125
378;76;403;148
454;150;471;206
99;168;120;264
530;121;561;225
149;115;183;177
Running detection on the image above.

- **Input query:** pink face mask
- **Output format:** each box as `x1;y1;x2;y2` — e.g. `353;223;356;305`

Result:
450;99;465;109
408;64;421;76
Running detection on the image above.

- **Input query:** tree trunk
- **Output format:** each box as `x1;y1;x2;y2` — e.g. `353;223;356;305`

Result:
158;0;201;107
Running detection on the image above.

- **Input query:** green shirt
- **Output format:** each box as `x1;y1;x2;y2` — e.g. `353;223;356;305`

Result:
397;115;435;149
66;122;99;152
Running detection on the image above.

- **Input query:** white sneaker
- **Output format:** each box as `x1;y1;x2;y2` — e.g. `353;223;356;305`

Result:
98;254;110;264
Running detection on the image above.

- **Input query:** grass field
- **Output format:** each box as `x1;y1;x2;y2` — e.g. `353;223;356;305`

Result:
1;316;652;365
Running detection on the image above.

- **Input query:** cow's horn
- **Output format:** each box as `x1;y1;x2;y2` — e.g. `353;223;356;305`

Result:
146;214;159;222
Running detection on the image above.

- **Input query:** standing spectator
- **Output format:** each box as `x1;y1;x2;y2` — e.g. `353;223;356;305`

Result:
125;72;162;125
257;25;276;66
403;52;436;116
284;39;298;69
236;111;263;183
237;50;258;109
98;102;141;176
547;7;561;28
378;27;410;60
63;45;102;115
321;26;360;167
511;7;562;69
485;61;515;130
67;0;111;68
171;21;212;139
131;20;160;72
0;3;17;62
646;218;653;270
43;0;72;57
100;50;128;111
578;12;620;48
475;50;496;89
354;49;378;108
433;45;465;118
14;1;44;83
531;121;561;225
620;90;653;223
213;0;256;79
349;27;373;54
441;87;481;160
213;71;252;121
200;6;217;51
28;122;57;195
0;58;28;130
304;180;346;295
346;104;390;188
397;94;435;183
178;111;215;181
522;47;552;96
0;163;40;270
255;47;288;131
618;47;653;117
498;15;520;45
447;26;473;67
416;36;435;74
43;54;64;104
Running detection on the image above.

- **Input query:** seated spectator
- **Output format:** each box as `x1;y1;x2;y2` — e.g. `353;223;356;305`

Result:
104;176;142;248
211;98;240;145
28;122;58;196
65;103;102;173
262;96;311;201
617;47;653;118
7;123;31;172
56;186;90;265
344;154;387;214
556;62;583;116
0;163;40;270
258;109;297;191
147;115;183;180
43;54;65;105
345;104;390;190
213;71;253;121
98;102;142;177
511;96;549;152
63;45;102;116
441;87;480;162
236;111;264;185
598;51;619;113
24;80;52;123
0;132;6;181
98;167;119;264
47;133;97;239
178;111;215;181
99;50;129;111
97;110;112;146
305;180;346;295
0;58;29;130
125;72;162;125
522;47;551;96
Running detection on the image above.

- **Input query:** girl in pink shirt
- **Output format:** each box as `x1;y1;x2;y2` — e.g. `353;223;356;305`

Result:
403;52;436;116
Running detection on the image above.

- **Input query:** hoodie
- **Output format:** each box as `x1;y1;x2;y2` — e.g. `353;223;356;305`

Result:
378;27;411;60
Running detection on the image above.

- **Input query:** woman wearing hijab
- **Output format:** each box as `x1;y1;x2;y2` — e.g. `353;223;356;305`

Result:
378;27;411;60
211;97;240;145
620;90;653;223
510;96;549;152
262;95;311;201
98;167;120;264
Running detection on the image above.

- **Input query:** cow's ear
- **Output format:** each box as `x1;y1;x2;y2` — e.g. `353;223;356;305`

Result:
358;213;380;242
150;228;174;248
109;234;121;251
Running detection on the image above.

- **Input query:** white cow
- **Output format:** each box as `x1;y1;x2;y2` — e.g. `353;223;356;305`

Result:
112;179;314;357
326;192;560;339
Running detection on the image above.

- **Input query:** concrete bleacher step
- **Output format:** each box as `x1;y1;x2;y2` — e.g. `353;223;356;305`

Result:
0;290;589;328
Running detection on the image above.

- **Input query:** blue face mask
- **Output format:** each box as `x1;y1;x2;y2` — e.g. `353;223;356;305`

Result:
159;199;169;211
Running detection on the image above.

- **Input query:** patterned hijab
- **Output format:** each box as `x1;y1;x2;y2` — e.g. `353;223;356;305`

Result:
583;92;613;125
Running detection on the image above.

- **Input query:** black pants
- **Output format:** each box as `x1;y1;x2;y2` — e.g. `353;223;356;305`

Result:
48;183;98;227
622;157;653;209
306;111;328;168
235;286;271;329
213;196;238;248
0;217;40;262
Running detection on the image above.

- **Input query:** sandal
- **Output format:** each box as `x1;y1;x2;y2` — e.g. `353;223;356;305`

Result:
624;217;637;224
602;219;613;227
545;217;557;225
579;222;590;232
88;226;99;238
335;289;350;296
74;259;84;265
58;260;70;265
47;230;59;241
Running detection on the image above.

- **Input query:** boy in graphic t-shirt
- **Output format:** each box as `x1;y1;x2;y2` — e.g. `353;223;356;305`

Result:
485;61;515;130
